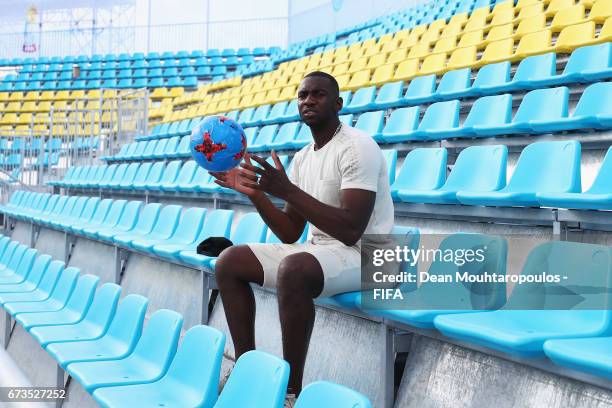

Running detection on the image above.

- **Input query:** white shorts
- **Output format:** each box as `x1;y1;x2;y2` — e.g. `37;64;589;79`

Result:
247;236;363;298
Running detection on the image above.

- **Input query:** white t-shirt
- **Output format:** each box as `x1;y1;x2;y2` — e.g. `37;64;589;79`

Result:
288;124;395;245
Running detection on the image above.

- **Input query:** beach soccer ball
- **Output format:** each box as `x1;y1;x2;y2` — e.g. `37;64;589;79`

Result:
190;115;247;172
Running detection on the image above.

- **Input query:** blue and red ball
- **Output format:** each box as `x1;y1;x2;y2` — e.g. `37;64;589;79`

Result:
189;115;247;172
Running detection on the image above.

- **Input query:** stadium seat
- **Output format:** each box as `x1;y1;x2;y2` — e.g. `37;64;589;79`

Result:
412;100;460;140
543;337;612;380
434;241;612;358
457;141;581;207
295;381;372;408
370;233;507;328
92;325;225;408
537;146;612;210
403;74;436;104
0;260;65;306
131;207;205;253
66;309;183;392
251;125;279;152
461;94;512;137
268;122;300;150
115;204;179;248
91;200;143;241
215;350;289;408
345;86;376;113
379;106;420;143
145;160;182;190
373;81;404;109
434;68;472;99
470;61;511;95
69;199;116;236
399;145;507;204
390;148;447;200
355;110;385;138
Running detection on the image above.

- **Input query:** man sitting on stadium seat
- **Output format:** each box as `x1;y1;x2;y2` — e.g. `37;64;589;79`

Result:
210;71;395;404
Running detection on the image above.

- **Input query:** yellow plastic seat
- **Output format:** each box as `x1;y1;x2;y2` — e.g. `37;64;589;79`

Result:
361;38;377;49
226;97;240;111
207;101;220;114
5;101;20;112
408;42;431;59
239;94;254;109
588;0;612;23
419;53;448;75
1;113;17;125
551;4;586;31
363;44;382;57
8;92;24;101
216;99;229;112
24;91;39;101
517;3;544;19
459;29;484;47
516;0;541;9
0;92;8;102
85;89;101;100
486;23;514;42
33;124;47;133
464;7;490;31
514;28;553;58
377;33;394;46
102;89;117;99
347;70;370;91
54;90;70;100
440;23;463;38
69;90;85;100
335;73;351;90
319;52;335;68
381;38;401;53
266;88;281;104
369;64;395;86
420;26;443;43
492;0;515;14
447;46;478;70
38;101;53;111
334;53;350;66
347;57;368;73
598;16;612;41
515;14;547;36
348;42;363;54
448;12;469;27
348;48;364;61
20;101;36;112
410;24;428;38
428;18;447;33
433;36;457;53
332;62;349;77
490;8;516;26
279;86;296;101
169;87;184;98
393;29;411;42
367;53;388;69
546;0;574;15
17;113;32;124
14;126;29;135
386;48;408;65
479;38;515;65
87;100;101;110
555;21;595;51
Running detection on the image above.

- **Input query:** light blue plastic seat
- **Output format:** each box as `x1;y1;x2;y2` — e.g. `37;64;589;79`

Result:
40;196;79;227
390;148;447;199
279;100;300;122
93;325;225;408
0;254;51;296
29;283;121;347
373;81;404;109
111;163;139;190
434;241;612;358
3;267;80;317
292;124;313;149
434;68;472;99
141;140;160;159
112;203;162;245
215;350;289;408
46;294;148;368
268;122;300;150
460;94;512;137
295;381;372;408
380;106;420;143
399;145;507;204
0;247;36;284
372;233;507;328
149;138;168;159
94;201;143;241
250;125;279;152
130;141;148;159
473;87;569;136
246;104;271;127
0;260;64;306
56;197;101;231
94;165;118;189
69;199;113;235
84;166;108;188
403;74;436;104
457;140;581;207
178;212;267;268
80;200;127;238
127;162;152;190
237;107;255;127
176;165;209;191
145;160;182;190
169;136;190;159
537;146;612;210
160;160;198;191
553;43;612;84
412;100;460;140
505;53;556;91
66;309;183;393
355;110;385;140
131;206;203;252
345;86;377;113
543;337;612;380
470;61;511;95
153;209;234;261
32;196;68;224
263;101;288;125
14;274;100;330
159;136;179;159
135;161;165;189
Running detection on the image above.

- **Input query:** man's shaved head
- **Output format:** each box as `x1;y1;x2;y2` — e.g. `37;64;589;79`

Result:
303;71;340;98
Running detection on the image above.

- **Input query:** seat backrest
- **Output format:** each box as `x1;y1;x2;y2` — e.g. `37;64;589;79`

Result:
133;203;162;234
511;53;556;84
23;254;52;286
69;196;89;219
254;125;279;146
164;325;225;407
59;196;80;217
132;162;153;184
171;207;207;243
562;43;611;76
100;199;128;227
149;204;182;239
588;146;612;194
268;101;288;119
158;160;182;184
444;145;507;192
64;274;100;314
436;68;471;95
355;110;385;135
118;163;140;186
274;122;300;144
0;241;20;269
215;350;289;408
349;86;376;107
382;106;420;134
382;149;397;184
417;100;460;131
174;160;198;186
84;283;121;328
295;381;372;408
106;294;148;350
392;148;447;193
142;140;158;157
99;164;119;184
572;82;612;119
109;164;129;184
506;140;581;193
463;94;512;128
196;209;234;241
13;247;37;279
230;212;268;244
37;259;65;296
49;266;80;304
375;81;403;104
472;61;511;90
513;87;569;123
152;139;168;158
144;162;166;184
132;309;183;367
113;200;143;230
404;74;436;99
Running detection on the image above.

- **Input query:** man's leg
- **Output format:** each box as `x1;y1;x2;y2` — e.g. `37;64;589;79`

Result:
276;252;324;395
215;245;264;358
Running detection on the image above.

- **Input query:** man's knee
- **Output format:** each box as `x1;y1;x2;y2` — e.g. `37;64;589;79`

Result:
277;253;323;297
215;245;262;285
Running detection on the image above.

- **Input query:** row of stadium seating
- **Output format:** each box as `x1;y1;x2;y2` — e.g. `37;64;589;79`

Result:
2;194;610;381
0;47;279;67
0;76;198;92
150;41;611;124
8;66;224;81
0;233;370;406
52;141;612;210
0;88;129;102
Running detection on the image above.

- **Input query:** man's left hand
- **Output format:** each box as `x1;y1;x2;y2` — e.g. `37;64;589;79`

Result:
240;150;296;201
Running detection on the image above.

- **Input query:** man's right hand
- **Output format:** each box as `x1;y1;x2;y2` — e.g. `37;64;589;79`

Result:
209;155;261;198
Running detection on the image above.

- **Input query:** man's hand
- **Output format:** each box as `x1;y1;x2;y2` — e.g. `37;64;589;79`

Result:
209;155;262;198
240;151;297;201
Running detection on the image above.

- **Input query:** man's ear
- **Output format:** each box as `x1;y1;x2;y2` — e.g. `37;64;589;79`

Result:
336;96;343;113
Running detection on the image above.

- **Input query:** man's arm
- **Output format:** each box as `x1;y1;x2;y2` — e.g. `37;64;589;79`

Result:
245;152;376;247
